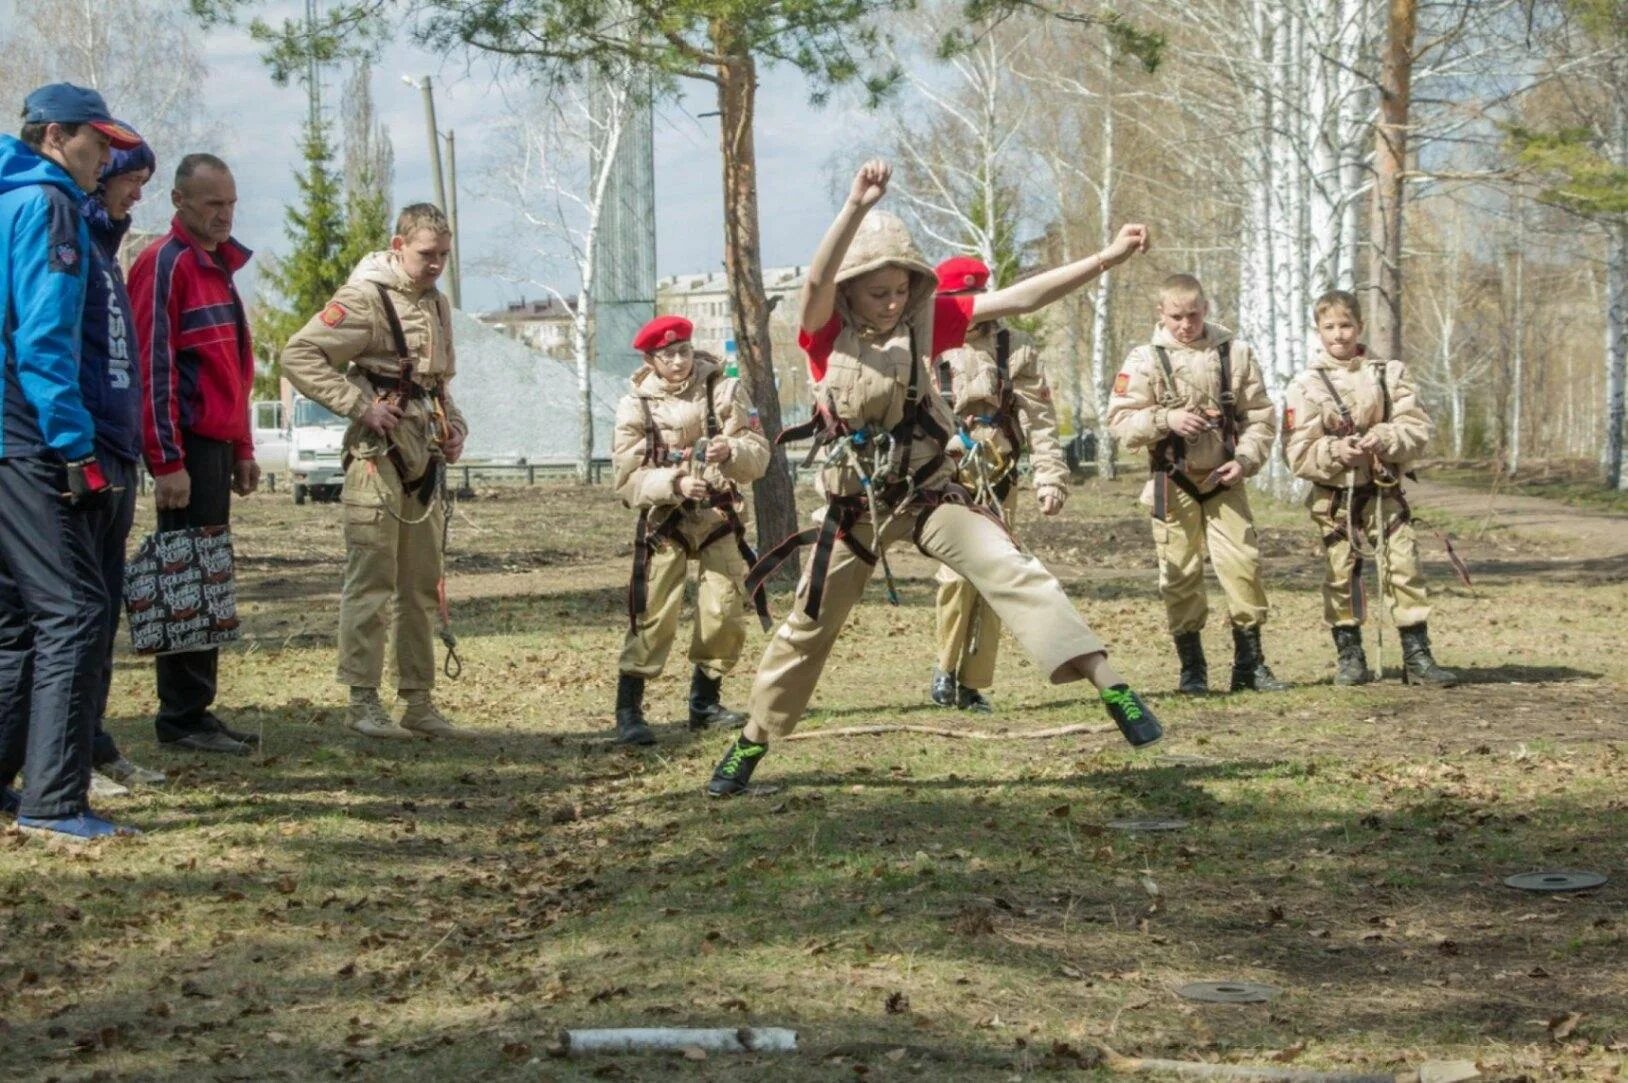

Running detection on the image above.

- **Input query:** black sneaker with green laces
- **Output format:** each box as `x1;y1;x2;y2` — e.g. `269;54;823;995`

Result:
707;735;768;798
1101;685;1163;748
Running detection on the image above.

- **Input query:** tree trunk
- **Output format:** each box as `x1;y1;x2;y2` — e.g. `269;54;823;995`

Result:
713;38;799;547
1091;67;1117;481
1369;0;1416;361
1507;213;1524;477
1607;218;1626;488
575;292;594;484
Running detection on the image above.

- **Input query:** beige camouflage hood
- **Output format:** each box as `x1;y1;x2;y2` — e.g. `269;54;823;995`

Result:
834;211;938;337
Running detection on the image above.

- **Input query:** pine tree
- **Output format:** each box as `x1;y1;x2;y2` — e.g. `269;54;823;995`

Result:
253;114;349;390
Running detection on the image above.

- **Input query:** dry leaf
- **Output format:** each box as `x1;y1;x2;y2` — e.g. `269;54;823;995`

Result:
886;1047;907;1062
1271;1042;1306;1062
501;1041;531;1062
1548;1011;1581;1041
884;991;909;1015
681;1046;707;1061
1418;1059;1480;1083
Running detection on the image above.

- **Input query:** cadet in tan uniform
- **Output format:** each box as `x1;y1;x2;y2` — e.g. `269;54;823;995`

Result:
1106;275;1287;695
929;256;1071;713
611;315;771;745
1283;290;1456;686
281;203;471;739
706;159;1161;798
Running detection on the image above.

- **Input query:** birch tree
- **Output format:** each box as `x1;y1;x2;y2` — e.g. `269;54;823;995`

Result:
488;69;636;483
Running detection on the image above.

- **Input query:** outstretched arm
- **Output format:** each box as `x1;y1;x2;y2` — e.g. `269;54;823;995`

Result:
800;159;892;334
972;224;1150;324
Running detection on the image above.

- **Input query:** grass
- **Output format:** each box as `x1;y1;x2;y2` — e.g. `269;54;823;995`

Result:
2;475;1624;1081
1429;459;1628;516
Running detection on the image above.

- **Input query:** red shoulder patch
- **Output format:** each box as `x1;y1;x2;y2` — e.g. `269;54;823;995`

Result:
320;302;348;328
1112;372;1130;396
1284;406;1295;431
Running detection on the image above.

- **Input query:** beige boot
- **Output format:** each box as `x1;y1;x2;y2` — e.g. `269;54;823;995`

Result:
399;691;470;739
347;688;419;740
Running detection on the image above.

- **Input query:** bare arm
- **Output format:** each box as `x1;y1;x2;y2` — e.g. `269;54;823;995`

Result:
972;224;1150;324
800;159;892;334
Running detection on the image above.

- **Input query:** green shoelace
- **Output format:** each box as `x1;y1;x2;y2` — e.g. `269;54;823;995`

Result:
720;741;765;777
1101;687;1142;721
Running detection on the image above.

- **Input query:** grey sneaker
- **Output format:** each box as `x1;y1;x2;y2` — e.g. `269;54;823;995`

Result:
162;730;254;756
89;771;130;798
101;756;168;787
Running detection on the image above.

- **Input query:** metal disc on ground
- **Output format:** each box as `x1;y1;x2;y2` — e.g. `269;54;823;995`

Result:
1109;818;1188;832
1504;871;1607;892
1177;981;1279;1004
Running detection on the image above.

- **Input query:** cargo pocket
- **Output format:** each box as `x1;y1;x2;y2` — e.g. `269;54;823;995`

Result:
342;457;389;549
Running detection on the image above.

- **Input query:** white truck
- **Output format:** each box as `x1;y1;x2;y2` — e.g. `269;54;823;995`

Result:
286;392;349;504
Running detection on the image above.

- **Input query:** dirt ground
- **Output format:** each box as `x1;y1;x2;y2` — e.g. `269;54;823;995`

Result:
1;473;1622;1082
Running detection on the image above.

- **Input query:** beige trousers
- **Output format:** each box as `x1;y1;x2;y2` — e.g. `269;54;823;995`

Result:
748;500;1106;737
1148;481;1269;636
618;536;749;680
933;487;1020;689
337;454;443;692
1307;487;1430;628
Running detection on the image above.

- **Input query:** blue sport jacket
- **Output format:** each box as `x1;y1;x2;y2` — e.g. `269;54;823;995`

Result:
0;134;94;462
80;197;142;464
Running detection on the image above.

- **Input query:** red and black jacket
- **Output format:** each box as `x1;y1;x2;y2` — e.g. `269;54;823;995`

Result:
128;216;255;475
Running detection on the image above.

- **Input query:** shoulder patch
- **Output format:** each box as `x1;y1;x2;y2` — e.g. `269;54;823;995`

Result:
1284;407;1295;431
44;189;83;274
1112;372;1130;396
320;302;349;328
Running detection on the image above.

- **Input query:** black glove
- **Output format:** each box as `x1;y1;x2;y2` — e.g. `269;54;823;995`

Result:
62;456;112;509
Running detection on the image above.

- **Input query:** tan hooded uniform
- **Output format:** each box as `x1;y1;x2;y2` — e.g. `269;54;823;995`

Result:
282;251;468;698
612;355;770;679
933;324;1070;692
1283;349;1432;629
1106;323;1277;635
745;214;1108;738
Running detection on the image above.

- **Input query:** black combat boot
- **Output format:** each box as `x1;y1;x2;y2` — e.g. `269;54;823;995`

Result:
1230;626;1289;692
1100;685;1163;749
1332;626;1372;686
1173;632;1207;695
930;668;956;708
707;734;768;798
688;666;746;730
956;685;993;713
614;673;657;746
1399;623;1458;687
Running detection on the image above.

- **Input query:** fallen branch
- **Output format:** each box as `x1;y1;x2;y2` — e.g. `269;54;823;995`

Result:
787;722;1114;742
1097;1044;1397;1083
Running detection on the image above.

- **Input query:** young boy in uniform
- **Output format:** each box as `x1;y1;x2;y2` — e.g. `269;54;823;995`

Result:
929;256;1070;713
282;203;472;739
1106;275;1287;695
705;159;1161;798
1283;290;1456;686
609;315;770;745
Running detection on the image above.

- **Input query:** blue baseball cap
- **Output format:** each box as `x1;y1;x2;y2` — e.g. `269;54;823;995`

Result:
22;83;141;149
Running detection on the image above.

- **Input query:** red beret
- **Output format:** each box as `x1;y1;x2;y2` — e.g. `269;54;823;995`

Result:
936;256;990;294
632;315;694;353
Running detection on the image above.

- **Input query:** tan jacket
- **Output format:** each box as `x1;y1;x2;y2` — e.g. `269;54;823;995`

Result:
1106;323;1277;503
1283;348;1432;488
612;354;770;545
939;322;1068;501
816;211;959;501
281;251;467;479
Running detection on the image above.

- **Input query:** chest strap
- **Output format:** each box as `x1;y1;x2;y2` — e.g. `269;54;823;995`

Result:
1147;340;1235;520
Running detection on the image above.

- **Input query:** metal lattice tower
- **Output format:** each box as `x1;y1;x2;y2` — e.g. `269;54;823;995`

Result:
590;69;656;379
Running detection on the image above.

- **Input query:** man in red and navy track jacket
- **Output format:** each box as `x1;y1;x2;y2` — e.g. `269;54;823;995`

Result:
127;152;263;756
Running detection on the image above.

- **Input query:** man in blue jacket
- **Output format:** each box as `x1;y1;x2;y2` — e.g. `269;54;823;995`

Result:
0;84;141;841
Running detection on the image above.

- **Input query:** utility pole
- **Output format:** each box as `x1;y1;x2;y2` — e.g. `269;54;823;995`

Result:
443;128;461;308
402;75;457;307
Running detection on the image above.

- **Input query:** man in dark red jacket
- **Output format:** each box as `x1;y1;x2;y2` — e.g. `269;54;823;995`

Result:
128;152;260;756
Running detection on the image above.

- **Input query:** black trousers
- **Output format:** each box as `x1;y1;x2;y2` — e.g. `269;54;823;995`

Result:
153;436;235;742
86;454;137;765
0;456;107;817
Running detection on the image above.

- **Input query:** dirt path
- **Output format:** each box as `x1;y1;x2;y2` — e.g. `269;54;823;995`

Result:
1408;476;1628;557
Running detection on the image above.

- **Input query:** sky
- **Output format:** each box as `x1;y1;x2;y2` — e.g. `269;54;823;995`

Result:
198;8;871;315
